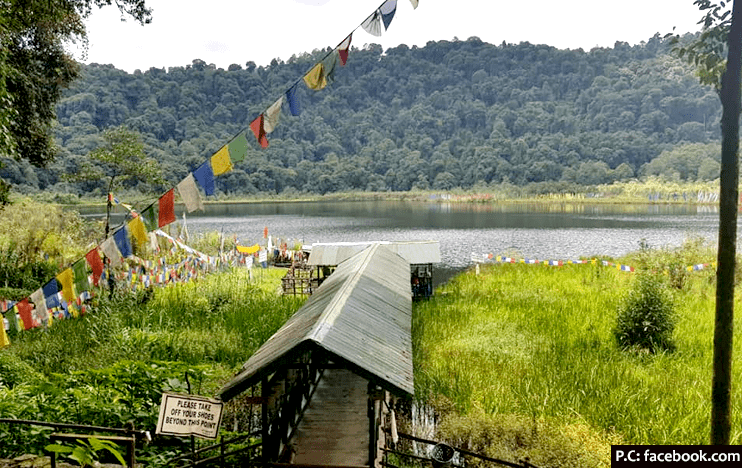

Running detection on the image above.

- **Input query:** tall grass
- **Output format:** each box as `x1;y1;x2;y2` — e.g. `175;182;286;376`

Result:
413;260;742;465
7;267;304;373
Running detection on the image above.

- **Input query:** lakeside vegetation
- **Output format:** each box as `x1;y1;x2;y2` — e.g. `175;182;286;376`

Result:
413;239;737;467
1;265;303;463
9;177;724;211
2;198;738;467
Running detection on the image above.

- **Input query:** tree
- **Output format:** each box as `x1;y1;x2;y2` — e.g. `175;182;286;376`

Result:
0;1;152;166
67;125;163;236
672;0;740;445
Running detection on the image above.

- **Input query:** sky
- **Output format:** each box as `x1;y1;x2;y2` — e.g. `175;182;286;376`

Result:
78;0;709;73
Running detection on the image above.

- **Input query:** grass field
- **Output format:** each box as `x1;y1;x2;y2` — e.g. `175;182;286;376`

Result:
411;259;742;466
2;234;739;467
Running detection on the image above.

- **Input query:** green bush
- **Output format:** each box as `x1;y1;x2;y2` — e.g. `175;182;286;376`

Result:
614;273;675;353
437;410;616;468
0;351;45;387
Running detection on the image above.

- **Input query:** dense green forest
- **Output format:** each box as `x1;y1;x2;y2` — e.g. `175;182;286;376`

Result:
0;33;724;197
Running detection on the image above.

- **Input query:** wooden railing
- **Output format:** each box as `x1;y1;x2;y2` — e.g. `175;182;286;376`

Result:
163;432;262;468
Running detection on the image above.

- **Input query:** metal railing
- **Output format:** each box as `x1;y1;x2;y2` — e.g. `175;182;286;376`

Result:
384;430;539;468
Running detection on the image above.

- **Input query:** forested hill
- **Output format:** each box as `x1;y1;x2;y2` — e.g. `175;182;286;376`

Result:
1;34;723;197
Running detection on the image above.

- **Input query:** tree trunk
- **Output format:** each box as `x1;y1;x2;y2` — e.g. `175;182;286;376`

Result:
712;0;742;446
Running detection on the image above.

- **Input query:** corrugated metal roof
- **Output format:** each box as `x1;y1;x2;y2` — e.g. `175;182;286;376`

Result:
307;241;441;266
218;244;413;401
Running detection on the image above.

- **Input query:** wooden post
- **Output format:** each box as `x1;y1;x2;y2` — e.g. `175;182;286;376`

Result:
368;383;377;467
262;376;270;464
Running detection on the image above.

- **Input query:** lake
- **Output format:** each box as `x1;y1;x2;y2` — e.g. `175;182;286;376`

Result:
82;200;722;284
103;200;718;282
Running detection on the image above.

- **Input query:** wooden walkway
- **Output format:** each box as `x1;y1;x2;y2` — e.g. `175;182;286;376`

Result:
290;369;369;466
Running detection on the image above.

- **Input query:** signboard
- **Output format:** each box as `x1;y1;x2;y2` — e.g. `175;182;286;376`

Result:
156;393;223;439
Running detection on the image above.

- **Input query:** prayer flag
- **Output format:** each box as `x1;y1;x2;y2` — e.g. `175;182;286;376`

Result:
361;10;382;36
409;0;419;9
193;161;215;196
228;133;248;163
6;307;20;335
249;114;269;149
57;268;76;304
177;173;204;213
211;146;233;176
16;299;34;330
30;288;48;326
128;216;148;249
303;62;327;90
114;226;133;258
338;34;352;65
380;0;398;30
43;279;60;310
141;203;160;231
264;97;283;134
158;189;176;227
85;248;104;286
322;52;338;85
149;232;159;253
1;323;9;348
286;84;301;116
72;259;89;295
101;236;123;268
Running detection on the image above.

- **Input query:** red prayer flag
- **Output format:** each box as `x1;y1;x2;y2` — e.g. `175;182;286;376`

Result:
86;248;104;286
159;189;176;227
250;114;269;149
16;298;34;330
338;34;352;65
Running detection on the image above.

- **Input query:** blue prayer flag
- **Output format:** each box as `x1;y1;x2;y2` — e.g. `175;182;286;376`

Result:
193;162;215;196
114;226;133;258
380;0;397;30
43;279;60;310
286;84;301;116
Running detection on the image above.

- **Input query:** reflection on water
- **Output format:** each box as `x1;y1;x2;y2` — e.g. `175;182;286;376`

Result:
77;200;725;277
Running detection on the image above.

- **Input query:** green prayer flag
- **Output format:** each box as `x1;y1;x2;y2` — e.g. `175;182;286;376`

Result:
73;259;89;294
142;203;159;232
6;306;20;335
228;133;248;163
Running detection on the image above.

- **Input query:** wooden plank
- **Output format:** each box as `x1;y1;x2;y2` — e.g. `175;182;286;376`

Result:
290;369;370;467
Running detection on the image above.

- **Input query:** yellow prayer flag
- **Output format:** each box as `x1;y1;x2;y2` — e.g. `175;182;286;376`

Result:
57;268;75;304
128;216;148;249
1;324;10;348
211;146;233;176
303;63;327;90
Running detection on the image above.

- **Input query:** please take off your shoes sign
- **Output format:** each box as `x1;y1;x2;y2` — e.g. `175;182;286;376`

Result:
156;393;224;439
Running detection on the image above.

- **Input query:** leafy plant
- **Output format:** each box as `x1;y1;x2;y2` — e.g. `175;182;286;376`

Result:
614;273;676;353
46;437;126;467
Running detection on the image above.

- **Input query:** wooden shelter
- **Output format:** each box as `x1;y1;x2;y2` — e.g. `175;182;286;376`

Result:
306;241;440;299
218;244;413;467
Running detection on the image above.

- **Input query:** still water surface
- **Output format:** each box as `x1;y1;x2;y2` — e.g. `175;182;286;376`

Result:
173;201;722;274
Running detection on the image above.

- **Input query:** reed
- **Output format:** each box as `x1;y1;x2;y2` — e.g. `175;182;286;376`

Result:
413;259;742;465
7;267;304;373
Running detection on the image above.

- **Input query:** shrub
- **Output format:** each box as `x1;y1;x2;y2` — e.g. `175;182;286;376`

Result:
0;351;45;387
614;273;675;353
436;410;617;468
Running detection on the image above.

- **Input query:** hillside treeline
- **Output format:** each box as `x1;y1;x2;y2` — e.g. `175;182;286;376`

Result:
0;33;723;197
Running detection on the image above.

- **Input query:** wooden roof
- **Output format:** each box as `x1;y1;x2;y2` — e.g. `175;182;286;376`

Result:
218;244;413;401
307;241;441;266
